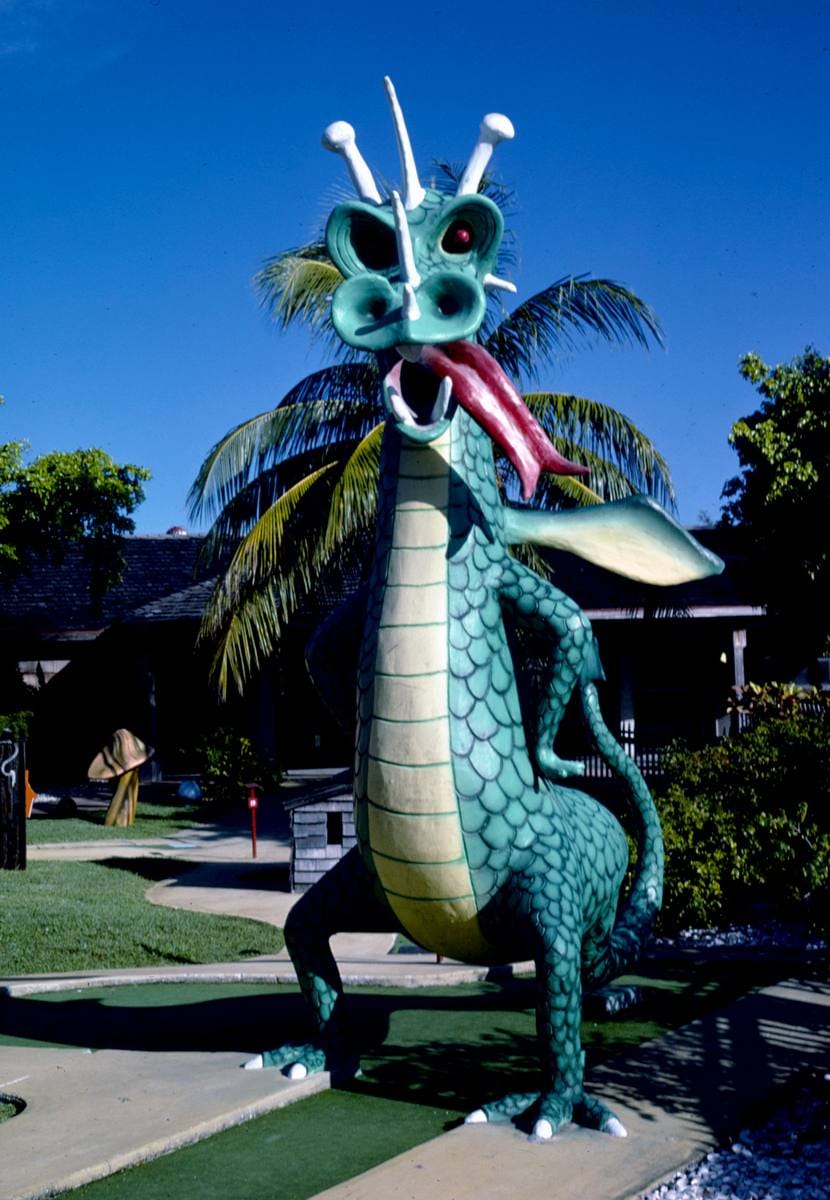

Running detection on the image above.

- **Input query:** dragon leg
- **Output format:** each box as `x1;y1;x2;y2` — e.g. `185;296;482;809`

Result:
467;848;627;1140
245;846;397;1081
499;558;598;778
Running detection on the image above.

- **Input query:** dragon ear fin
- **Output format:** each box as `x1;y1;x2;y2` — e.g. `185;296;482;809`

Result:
503;497;725;586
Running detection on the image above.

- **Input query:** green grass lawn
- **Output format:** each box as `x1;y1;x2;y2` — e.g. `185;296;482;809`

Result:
26;800;209;844
0;858;283;975
0;953;811;1199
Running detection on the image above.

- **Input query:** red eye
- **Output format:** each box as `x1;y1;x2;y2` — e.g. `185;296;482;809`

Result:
442;220;474;254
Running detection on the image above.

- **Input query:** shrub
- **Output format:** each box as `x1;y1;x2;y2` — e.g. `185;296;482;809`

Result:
195;724;281;810
0;710;33;740
654;710;830;934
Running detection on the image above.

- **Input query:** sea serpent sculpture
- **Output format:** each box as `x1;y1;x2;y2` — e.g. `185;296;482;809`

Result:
246;79;723;1141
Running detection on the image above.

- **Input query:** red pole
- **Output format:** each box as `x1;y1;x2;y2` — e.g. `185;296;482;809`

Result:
246;783;261;859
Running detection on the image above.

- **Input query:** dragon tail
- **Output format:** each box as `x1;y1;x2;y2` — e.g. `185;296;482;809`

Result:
580;676;665;987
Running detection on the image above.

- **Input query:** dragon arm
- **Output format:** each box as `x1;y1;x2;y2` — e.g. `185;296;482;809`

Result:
503;495;724;585
499;557;602;779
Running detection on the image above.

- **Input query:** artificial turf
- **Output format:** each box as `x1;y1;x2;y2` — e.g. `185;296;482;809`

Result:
0;858;283;975
0;954;805;1200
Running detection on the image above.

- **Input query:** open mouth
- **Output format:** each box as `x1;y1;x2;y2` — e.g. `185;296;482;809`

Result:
383;341;589;500
384;355;455;431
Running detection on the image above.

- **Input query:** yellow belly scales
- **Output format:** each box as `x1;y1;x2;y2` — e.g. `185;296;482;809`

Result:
361;432;491;961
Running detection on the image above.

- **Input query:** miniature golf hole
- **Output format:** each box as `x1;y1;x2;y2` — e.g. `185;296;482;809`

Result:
0;1094;26;1123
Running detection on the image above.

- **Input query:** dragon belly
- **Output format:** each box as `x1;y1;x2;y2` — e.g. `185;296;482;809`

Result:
360;432;492;961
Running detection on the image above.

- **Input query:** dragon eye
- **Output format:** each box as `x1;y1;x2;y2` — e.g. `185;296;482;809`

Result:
441;220;474;254
349;213;398;271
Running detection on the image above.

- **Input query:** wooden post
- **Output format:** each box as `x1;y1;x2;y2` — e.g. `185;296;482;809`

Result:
0;735;26;870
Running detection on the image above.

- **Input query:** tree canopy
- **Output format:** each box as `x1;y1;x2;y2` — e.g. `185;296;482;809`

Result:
0;427;149;595
721;347;830;662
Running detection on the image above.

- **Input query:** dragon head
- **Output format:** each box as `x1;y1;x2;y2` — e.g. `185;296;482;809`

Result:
322;79;587;497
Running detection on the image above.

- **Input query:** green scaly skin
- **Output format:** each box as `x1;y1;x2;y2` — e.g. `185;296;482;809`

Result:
274;407;664;1138
256;117;666;1139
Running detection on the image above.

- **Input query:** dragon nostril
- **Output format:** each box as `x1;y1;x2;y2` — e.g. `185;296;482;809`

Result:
369;297;388;320
437;293;461;317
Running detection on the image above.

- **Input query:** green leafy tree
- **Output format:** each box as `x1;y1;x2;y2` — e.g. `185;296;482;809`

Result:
0;438;149;595
721;348;830;663
190;189;674;698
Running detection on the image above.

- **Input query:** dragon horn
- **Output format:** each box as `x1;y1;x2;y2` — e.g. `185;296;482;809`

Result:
322;120;382;205
457;113;515;196
383;77;425;210
390;190;422;321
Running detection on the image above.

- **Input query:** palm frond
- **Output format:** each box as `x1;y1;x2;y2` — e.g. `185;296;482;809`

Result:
196;448;335;572
200;429;383;697
255;243;341;334
187;363;381;524
322;424;383;553
207;584;282;700
522;392;675;507
483;277;664;379
202;461;335;626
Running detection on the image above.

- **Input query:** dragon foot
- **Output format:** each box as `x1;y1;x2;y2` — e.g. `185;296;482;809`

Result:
465;1090;626;1141
465;1091;539;1125
242;1042;360;1083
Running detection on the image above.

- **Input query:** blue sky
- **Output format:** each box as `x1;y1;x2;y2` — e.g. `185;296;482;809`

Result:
2;0;827;533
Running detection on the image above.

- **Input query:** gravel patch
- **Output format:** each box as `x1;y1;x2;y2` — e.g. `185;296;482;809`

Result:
643;1073;830;1200
654;923;827;952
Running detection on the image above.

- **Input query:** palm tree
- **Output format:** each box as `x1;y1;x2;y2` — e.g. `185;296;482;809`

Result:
189;197;673;699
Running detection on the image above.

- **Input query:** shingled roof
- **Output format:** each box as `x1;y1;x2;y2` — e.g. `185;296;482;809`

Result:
0;534;210;635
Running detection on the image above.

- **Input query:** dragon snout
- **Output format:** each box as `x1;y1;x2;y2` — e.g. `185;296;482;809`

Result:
331;270;486;352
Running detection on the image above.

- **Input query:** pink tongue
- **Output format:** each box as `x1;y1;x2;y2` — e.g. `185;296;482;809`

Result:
419;341;589;500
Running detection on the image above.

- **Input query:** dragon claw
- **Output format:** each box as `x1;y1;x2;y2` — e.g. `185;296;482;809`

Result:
531;1118;554;1142
464;1108;488;1124
573;1094;626;1137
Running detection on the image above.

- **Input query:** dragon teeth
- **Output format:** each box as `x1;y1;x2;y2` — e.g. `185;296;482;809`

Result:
388;384;416;426
430;375;453;424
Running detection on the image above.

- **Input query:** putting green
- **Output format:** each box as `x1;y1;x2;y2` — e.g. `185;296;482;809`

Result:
0;956;794;1200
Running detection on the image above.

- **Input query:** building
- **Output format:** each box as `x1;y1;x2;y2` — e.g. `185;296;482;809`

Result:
0;525;786;793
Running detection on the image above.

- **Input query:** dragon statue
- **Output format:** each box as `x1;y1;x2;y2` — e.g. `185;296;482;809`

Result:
246;79;723;1142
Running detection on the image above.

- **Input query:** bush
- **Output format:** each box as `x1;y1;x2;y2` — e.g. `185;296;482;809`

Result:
195;723;281;810
654;710;830;934
0;710;32;739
